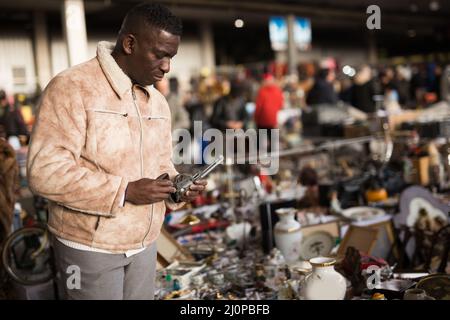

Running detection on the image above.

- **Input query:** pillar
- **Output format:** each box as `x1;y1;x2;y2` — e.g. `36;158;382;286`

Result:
62;0;88;67
33;11;52;90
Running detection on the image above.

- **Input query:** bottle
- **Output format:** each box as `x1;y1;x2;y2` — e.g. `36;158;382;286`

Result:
164;274;173;292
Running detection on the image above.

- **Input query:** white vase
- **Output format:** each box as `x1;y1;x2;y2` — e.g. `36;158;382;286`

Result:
274;208;302;263
301;257;346;300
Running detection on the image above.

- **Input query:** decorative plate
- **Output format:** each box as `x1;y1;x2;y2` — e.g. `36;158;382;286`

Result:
299;231;335;260
341;206;386;222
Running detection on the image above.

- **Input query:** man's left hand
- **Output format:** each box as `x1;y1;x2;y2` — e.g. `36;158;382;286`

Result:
180;179;207;202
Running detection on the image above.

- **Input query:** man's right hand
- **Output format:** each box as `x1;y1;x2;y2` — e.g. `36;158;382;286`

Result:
124;178;177;205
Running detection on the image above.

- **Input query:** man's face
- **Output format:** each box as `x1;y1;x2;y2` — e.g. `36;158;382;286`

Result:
130;29;180;86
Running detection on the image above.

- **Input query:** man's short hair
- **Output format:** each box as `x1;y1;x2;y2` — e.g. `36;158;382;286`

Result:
122;2;183;36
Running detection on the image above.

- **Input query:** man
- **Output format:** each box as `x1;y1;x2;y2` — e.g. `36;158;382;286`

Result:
27;3;206;300
254;73;283;152
210;80;249;132
0;89;29;139
306;68;338;106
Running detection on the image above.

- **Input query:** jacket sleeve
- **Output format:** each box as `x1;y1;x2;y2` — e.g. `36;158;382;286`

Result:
27;76;128;217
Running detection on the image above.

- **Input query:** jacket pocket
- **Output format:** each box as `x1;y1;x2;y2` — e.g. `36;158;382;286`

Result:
86;109;133;168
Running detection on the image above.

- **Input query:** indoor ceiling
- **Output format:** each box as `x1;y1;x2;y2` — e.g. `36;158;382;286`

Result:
0;0;447;57
0;0;448;24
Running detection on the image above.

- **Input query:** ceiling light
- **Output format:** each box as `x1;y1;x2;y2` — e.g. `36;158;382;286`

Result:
430;0;440;11
234;19;244;28
342;65;356;77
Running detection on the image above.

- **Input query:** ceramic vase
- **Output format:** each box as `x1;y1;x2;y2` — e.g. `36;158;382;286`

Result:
274;208;302;263
301;256;346;300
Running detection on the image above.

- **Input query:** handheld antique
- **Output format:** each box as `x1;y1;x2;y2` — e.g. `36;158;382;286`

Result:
170;155;224;203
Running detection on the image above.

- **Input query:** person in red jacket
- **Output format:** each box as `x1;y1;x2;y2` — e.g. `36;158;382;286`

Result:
254;73;283;152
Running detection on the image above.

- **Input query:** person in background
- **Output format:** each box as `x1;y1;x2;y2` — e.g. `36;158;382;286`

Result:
384;82;402;114
254;73;283;152
441;64;450;103
351;65;377;113
306;68;338;105
210;80;250;163
0;136;19;244
297;166;319;209
184;77;209;134
410;63;427;106
430;64;443;101
338;76;353;105
155;77;190;132
395;65;412;107
0;89;29;139
210;80;249;132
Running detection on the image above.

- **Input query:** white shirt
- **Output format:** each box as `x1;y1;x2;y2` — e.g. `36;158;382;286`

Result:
56;237;146;257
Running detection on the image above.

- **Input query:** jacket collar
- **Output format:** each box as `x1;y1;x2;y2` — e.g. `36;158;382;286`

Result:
96;41;151;99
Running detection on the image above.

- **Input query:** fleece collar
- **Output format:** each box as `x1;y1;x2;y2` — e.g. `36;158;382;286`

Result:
96;41;151;99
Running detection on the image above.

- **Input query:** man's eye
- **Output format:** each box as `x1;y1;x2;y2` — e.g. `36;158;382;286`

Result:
155;52;165;59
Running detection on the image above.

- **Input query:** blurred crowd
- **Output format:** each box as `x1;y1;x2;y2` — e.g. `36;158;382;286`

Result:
0;57;448;183
1;59;448;145
0;57;449;242
152;59;449;138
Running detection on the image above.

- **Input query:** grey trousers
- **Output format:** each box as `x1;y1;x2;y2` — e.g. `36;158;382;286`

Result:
51;236;157;300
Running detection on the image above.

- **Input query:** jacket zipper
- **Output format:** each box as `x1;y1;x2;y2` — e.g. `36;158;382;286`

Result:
131;90;144;176
131;88;153;248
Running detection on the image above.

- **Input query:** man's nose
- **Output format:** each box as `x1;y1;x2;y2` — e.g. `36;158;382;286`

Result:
161;58;170;74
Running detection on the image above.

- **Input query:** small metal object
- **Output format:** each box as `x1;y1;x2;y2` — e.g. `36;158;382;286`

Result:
170;155;224;203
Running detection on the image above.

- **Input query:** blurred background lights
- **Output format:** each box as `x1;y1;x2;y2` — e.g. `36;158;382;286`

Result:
234;19;244;28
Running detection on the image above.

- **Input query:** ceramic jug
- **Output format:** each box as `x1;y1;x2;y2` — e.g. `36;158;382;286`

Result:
274;208;302;263
301;256;346;300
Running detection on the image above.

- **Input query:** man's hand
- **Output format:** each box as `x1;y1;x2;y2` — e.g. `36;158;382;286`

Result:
125;178;176;205
180;179;207;203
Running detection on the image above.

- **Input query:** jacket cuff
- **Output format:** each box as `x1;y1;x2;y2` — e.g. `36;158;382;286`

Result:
119;183;127;208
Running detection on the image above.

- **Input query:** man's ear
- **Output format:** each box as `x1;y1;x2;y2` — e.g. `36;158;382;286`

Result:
122;34;136;55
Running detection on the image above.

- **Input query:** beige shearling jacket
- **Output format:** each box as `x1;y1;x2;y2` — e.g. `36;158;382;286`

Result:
27;41;184;252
